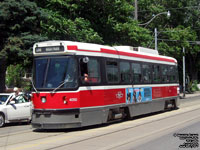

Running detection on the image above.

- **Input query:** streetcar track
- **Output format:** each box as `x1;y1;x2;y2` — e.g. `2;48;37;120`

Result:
0;129;33;138
1;103;200;149
0;131;67;148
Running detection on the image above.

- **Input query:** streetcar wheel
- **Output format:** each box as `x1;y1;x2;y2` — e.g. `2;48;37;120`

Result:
0;114;5;127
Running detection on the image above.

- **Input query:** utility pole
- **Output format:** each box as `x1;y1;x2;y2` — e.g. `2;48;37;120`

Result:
134;0;138;20
155;28;158;50
183;47;186;98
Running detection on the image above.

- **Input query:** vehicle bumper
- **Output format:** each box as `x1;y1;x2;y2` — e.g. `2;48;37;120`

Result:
31;108;81;129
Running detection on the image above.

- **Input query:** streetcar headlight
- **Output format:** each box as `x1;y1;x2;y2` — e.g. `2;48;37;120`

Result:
177;87;180;95
63;96;68;104
41;97;46;103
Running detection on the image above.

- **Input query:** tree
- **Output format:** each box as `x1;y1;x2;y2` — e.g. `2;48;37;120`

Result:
6;64;25;88
36;0;152;46
138;0;200;83
0;0;48;92
36;0;103;43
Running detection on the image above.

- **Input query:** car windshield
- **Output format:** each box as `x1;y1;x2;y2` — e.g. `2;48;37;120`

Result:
0;95;9;104
34;56;78;89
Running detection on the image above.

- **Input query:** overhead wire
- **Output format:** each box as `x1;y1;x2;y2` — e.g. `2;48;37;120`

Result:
138;5;200;13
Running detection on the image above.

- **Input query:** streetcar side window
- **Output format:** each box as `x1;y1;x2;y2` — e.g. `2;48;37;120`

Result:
168;66;176;83
161;65;169;83
142;64;152;83
152;65;161;83
120;61;131;83
106;60;119;83
80;58;101;84
131;63;142;84
175;66;179;83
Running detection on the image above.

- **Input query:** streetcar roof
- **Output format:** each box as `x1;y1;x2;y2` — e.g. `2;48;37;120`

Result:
33;40;177;64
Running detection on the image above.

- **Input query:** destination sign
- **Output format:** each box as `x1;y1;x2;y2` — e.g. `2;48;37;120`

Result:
35;46;64;53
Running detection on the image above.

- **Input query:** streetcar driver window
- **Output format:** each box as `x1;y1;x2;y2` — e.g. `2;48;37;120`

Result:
80;58;88;81
80;58;101;83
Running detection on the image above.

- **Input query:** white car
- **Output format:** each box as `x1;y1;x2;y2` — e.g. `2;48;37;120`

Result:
0;93;32;127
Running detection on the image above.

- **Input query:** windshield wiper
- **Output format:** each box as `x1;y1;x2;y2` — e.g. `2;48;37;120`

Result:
51;79;68;93
31;79;39;93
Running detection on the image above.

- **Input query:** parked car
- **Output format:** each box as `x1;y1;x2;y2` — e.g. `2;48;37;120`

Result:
0;92;32;127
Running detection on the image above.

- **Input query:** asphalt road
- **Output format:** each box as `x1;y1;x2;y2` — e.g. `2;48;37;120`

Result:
1;96;200;150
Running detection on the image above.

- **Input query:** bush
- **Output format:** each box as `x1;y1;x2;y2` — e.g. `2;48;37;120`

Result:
187;80;199;93
6;64;31;91
191;80;199;92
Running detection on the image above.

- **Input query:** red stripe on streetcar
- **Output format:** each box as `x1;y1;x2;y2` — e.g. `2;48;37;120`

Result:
100;48;118;55
101;48;175;63
67;46;175;63
67;45;100;52
118;51;176;63
67;45;78;50
76;49;100;53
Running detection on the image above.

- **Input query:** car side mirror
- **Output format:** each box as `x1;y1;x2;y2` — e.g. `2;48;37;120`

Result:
10;101;16;104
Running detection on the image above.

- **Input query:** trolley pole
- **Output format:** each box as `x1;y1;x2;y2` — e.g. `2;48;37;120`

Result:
134;0;138;20
155;28;158;50
183;47;186;98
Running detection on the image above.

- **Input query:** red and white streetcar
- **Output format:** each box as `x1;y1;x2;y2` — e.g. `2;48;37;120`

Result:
31;41;179;129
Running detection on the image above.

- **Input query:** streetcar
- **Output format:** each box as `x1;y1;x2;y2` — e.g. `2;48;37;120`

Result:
31;41;179;129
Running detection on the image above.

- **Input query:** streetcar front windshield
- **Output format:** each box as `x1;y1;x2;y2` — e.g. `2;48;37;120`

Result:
34;56;77;89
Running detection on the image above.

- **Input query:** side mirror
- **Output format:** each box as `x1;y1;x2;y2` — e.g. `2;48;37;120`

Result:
82;57;89;63
10;101;16;104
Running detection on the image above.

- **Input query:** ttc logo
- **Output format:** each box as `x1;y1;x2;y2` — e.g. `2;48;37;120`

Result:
116;91;123;99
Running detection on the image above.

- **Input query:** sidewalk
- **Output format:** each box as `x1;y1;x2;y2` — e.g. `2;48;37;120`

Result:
179;91;200;99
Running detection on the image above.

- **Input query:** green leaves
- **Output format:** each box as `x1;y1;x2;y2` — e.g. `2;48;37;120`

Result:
0;0;48;66
41;9;103;43
6;64;26;88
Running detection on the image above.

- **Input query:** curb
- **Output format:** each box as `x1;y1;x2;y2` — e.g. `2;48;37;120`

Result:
179;91;200;99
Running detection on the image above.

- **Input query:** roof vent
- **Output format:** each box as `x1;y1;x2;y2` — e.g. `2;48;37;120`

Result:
114;46;135;51
135;47;159;55
113;46;159;55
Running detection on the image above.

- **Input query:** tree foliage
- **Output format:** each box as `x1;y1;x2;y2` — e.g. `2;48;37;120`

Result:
0;0;48;91
139;0;200;82
6;64;25;88
0;0;48;66
37;0;152;46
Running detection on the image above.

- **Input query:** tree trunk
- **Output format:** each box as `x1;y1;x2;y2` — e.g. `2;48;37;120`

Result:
187;53;198;81
0;58;6;92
